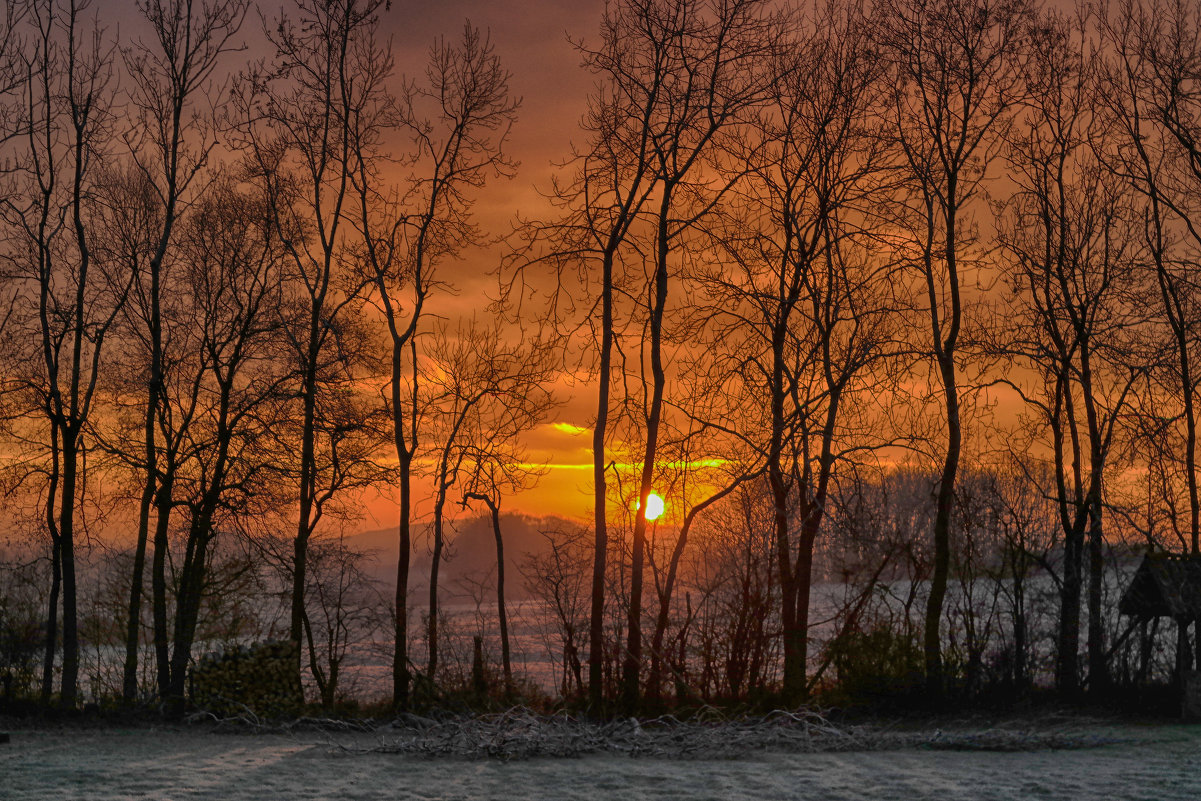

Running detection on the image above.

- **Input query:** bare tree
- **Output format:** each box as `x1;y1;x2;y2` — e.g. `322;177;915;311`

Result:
506;0;676;713
351;22;518;708
641;414;763;706
299;532;386;708
117;0;247;705
569;0;777;716
1100;0;1201;557
684;480;780;699
235;0;383;699
154;180;291;707
996;10;1145;695
419;321;555;687
457;332;558;696
874;0;1034;698
520;523;593;699
702;0;896;705
0;0;125;705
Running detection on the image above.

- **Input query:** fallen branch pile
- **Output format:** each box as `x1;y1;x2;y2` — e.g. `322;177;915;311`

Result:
340;707;1125;761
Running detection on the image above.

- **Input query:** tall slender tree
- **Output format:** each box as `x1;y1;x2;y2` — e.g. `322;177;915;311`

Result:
118;0;247;704
0;0;124;705
160;180;291;706
236;0;381;691
704;0;895;704
422;320;555;686
350;22;518;708
875;0;1034;698
1101;0;1201;557
996;10;1147;695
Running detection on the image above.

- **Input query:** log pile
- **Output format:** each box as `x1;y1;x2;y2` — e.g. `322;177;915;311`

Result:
190;640;302;719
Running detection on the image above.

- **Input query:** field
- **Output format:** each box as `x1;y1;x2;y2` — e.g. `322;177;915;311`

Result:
2;719;1198;800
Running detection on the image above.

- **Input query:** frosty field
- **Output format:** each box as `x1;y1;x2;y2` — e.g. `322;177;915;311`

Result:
2;721;1198;800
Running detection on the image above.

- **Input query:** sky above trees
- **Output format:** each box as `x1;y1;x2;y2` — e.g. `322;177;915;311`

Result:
77;0;616;525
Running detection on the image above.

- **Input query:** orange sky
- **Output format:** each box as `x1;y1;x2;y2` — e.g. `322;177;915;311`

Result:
357;421;597;529
71;0;618;528
85;0;1041;533
347;1;612;526
50;0;1104;535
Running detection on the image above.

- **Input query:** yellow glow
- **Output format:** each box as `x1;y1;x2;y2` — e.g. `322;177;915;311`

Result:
643;492;665;521
551;422;589;436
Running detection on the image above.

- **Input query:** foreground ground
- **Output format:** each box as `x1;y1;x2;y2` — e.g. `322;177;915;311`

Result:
1;718;1198;800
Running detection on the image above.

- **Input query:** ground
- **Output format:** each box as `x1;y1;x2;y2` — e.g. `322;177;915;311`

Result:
1;720;1198;800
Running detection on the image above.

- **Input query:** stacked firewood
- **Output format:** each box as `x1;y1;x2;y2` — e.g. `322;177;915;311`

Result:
190;640;303;718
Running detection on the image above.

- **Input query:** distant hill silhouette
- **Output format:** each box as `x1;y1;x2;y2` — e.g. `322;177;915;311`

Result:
346;512;585;603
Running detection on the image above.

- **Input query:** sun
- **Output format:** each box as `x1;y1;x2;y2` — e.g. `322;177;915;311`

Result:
643;492;665;521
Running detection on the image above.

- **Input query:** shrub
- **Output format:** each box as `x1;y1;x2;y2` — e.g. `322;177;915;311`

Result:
822;626;923;706
190;640;303;719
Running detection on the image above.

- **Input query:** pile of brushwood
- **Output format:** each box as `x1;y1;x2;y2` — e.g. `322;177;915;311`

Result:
313;707;1126;761
189;640;302;719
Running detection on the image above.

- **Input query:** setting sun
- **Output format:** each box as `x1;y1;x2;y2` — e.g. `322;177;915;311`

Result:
643;492;665;521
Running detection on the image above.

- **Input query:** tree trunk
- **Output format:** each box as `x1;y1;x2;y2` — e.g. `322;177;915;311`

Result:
761;283;805;703
621;193;672;716
125;214;166;702
291;344;319;645
648;518;694;707
167;532;210;706
924;351;961;701
122;472;154;702
301;609;327;707
427;507;445;682
58;438;80;706
151;473;175;700
1081;348;1109;694
793;528;819;700
482;498;512;695
124;366;159;703
393;453;412;709
589;248;615;715
1056;522;1084;696
40;537;61;704
390;322;417;710
1012;567;1027;689
1086;497;1108;692
773;457;801;705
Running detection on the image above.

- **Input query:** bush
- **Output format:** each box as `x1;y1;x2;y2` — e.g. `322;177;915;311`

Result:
0;600;43;705
190;640;303;719
822;626;923;706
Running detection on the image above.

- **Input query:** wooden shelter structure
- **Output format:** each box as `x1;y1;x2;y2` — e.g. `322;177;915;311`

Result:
1119;552;1201;620
1118;552;1201;717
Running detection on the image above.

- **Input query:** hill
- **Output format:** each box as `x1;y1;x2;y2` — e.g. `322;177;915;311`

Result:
346;512;584;603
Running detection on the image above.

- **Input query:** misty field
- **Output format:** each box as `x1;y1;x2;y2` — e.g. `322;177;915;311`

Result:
2;721;1198;800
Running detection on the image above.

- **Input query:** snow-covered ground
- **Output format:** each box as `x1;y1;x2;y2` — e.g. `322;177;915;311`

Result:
2;721;1199;800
